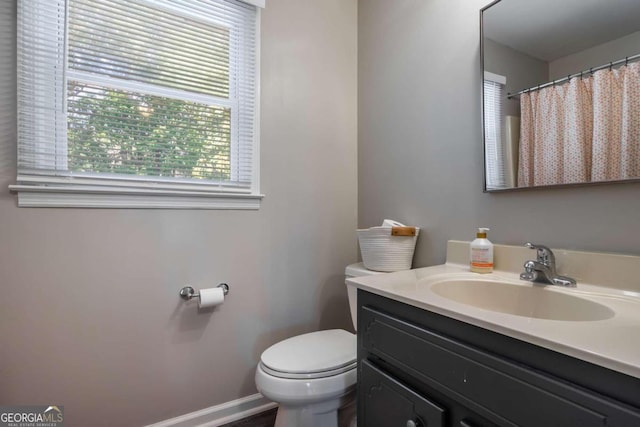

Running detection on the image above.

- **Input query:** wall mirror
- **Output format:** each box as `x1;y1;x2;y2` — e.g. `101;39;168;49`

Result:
481;0;640;191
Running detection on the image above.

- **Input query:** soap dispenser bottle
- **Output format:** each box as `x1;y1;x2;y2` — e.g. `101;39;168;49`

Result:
470;228;493;273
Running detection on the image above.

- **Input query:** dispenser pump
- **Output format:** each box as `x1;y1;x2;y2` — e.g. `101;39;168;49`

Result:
470;227;493;273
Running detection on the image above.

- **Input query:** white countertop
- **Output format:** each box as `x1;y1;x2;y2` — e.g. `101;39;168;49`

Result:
347;261;640;379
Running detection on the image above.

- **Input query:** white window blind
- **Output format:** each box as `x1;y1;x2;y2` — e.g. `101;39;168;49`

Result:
14;0;261;209
483;72;507;190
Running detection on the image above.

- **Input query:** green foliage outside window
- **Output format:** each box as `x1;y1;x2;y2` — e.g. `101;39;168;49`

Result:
67;82;232;181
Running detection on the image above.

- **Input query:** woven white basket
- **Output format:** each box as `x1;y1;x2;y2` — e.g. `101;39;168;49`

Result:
357;225;419;272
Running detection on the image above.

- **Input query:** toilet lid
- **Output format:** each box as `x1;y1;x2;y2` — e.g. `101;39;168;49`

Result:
260;329;356;376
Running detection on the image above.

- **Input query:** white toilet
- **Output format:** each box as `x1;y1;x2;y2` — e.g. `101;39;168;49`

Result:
255;263;381;427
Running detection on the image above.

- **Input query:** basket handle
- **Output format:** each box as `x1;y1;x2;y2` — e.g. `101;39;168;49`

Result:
391;226;416;236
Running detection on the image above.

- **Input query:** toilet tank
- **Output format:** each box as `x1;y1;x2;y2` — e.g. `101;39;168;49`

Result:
345;263;385;331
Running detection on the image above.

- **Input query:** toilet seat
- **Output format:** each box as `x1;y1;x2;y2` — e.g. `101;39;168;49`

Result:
260;360;357;379
260;329;356;379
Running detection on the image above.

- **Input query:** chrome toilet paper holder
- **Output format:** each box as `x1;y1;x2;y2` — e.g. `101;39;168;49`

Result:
179;283;229;301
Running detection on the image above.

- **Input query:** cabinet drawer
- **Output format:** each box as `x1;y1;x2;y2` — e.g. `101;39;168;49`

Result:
361;359;445;427
361;305;640;427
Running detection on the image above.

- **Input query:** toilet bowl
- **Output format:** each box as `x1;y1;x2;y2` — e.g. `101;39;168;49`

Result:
255;263;382;427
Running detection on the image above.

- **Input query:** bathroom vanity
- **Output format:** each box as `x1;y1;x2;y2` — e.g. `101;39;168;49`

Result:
347;241;640;427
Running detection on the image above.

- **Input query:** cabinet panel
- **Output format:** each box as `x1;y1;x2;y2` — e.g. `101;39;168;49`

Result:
360;359;445;427
360;302;640;427
357;290;640;410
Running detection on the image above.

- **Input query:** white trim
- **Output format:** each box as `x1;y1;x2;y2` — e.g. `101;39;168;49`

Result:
67;71;235;109
251;8;261;195
15;174;252;193
484;71;507;85
60;0;70;171
10;185;264;209
242;0;265;8
145;393;277;427
228;7;240;185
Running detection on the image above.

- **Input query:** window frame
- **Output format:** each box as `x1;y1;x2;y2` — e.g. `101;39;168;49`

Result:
11;0;263;209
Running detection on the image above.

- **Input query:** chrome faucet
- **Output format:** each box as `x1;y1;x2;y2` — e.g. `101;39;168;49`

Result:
520;243;577;287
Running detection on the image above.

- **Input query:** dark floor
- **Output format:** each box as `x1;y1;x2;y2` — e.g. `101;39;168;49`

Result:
220;408;277;427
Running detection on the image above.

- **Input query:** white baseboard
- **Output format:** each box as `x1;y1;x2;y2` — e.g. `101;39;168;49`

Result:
145;394;277;427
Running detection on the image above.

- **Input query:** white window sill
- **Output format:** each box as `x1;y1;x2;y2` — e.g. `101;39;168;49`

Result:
9;184;263;209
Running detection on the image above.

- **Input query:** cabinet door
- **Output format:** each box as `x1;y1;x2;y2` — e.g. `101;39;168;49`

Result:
360;359;445;427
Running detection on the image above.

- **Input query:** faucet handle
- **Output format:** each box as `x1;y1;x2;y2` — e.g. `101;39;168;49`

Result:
524;242;555;266
520;260;538;281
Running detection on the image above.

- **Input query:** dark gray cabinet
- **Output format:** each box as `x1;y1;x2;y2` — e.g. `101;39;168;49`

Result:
357;290;640;427
361;359;445;427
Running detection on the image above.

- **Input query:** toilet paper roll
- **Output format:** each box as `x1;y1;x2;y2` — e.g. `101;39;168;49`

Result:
198;287;225;308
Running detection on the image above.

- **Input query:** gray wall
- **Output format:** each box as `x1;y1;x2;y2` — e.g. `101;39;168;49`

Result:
358;0;640;268
0;0;357;425
550;30;640;79
483;38;548;116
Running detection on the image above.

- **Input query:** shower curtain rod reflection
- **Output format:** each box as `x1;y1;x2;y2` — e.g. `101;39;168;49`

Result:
507;52;640;99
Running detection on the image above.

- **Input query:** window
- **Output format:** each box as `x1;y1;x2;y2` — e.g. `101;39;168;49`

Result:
13;0;263;209
483;71;507;190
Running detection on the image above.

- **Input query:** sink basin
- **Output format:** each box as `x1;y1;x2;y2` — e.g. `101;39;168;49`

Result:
431;279;615;321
